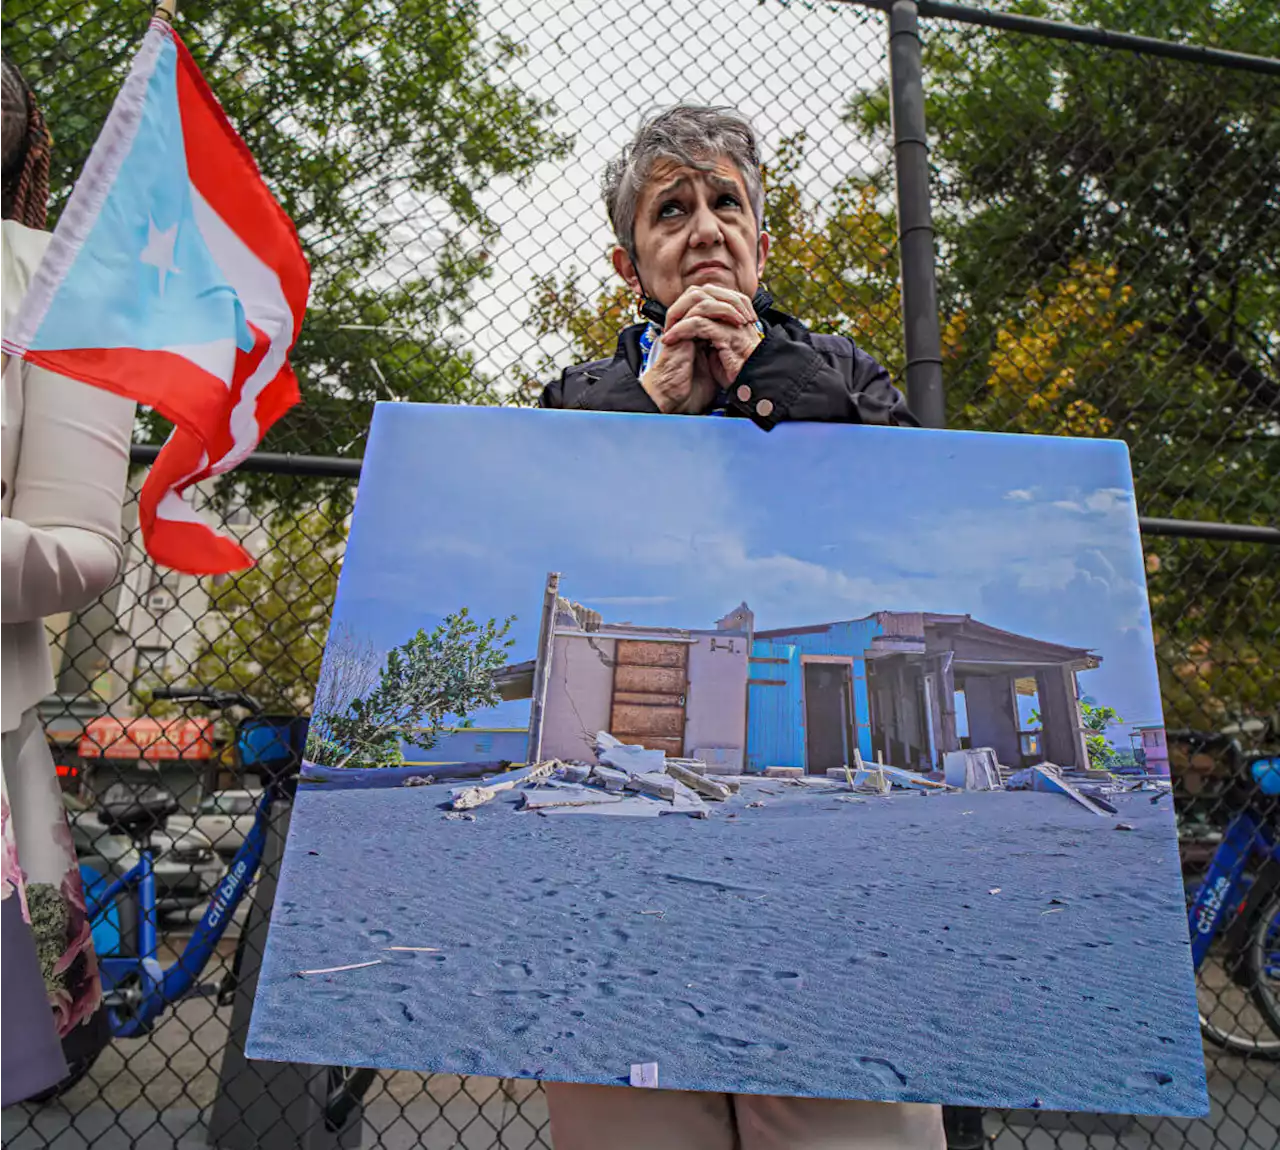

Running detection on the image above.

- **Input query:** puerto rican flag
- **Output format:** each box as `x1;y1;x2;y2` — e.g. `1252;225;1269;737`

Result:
1;18;309;574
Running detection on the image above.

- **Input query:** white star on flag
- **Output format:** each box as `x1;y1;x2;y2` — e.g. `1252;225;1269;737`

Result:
140;217;180;297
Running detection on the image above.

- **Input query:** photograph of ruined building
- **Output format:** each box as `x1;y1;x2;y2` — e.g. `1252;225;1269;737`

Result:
502;593;1098;779
249;404;1207;1116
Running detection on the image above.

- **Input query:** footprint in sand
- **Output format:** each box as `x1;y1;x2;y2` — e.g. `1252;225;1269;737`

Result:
773;971;802;985
1124;1071;1173;1089
849;951;891;963
701;1032;788;1054
858;1057;908;1087
367;929;393;943
498;959;533;978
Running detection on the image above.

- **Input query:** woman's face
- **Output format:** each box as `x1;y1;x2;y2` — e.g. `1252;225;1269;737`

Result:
613;154;769;309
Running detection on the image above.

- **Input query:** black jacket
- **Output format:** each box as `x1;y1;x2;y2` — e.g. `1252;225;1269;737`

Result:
538;298;917;430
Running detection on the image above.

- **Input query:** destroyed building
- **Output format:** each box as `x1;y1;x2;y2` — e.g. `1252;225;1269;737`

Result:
493;578;1100;776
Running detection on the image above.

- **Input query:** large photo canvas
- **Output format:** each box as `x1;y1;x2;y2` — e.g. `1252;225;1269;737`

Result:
248;403;1207;1116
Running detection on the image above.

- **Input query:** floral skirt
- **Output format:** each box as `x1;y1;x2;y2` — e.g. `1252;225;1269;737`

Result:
1;708;107;1104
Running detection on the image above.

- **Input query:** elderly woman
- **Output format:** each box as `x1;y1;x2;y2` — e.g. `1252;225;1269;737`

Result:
540;104;915;430
541;106;941;1150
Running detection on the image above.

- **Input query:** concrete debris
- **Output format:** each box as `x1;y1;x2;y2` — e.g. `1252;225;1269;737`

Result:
853;766;891;795
451;761;557;810
764;766;804;778
443;811;477;821
542;796;665;818
520;785;625;811
590;765;630;793
402;774;435;787
666;761;733;801
942;748;1003;791
557;763;593;784
1115;822;1136;831
626;772;677;802
596;732;666;775
746;800;766;808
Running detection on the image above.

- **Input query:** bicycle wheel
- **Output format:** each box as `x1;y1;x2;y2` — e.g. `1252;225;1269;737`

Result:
1247;893;1280;1055
322;1065;378;1133
1186;875;1280;1057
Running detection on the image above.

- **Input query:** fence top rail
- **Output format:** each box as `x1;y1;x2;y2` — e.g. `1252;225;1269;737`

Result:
843;0;1280;76
128;445;1280;545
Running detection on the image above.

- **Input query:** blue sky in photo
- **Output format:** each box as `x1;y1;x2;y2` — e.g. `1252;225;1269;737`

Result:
327;404;1163;737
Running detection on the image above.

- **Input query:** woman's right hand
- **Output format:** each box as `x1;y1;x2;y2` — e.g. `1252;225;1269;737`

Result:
640;333;718;415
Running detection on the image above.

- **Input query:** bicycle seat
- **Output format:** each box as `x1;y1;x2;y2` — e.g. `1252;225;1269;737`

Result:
97;785;180;837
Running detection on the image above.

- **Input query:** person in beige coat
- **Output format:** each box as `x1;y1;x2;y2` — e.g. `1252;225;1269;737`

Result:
1;55;136;1103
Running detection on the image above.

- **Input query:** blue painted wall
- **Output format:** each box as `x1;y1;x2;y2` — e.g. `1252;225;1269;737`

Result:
401;727;529;765
749;617;886;769
746;642;805;771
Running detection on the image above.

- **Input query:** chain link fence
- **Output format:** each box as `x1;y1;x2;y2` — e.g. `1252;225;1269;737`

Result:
3;0;1278;1147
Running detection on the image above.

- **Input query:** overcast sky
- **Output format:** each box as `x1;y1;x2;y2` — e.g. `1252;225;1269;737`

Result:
327;405;1164;738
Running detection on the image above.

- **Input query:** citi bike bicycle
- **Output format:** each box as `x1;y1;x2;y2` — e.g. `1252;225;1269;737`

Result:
1182;727;1280;1058
37;688;377;1128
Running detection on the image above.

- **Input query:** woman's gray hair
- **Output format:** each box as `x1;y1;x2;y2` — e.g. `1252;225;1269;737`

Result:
603;105;765;258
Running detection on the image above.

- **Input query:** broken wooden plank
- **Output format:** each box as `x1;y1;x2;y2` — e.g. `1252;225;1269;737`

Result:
764;766;804;778
451;760;557;810
665;761;732;801
876;764;949;791
1030;764;1117;816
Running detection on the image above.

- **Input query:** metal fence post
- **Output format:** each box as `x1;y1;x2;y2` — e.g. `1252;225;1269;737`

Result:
888;0;946;429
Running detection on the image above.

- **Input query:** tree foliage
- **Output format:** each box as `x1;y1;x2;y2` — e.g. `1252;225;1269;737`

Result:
191;510;345;714
306;609;515;769
5;0;571;503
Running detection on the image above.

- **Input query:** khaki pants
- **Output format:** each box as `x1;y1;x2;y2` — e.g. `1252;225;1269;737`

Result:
545;1083;946;1150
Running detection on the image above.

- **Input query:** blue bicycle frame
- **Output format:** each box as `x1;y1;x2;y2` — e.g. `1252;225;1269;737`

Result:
1188;805;1280;972
91;785;277;1038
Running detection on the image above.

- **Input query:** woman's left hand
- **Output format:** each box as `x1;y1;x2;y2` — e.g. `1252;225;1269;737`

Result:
662;285;762;388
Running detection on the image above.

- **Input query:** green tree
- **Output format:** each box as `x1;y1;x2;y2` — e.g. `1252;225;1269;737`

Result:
845;0;1279;728
1081;701;1123;770
306;609;515;768
5;0;571;504
191;510;345;714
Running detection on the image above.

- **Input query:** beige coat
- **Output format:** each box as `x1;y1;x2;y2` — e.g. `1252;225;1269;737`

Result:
1;218;136;732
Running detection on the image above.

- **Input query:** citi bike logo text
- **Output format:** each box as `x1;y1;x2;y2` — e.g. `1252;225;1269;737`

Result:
207;859;249;928
1196;876;1231;935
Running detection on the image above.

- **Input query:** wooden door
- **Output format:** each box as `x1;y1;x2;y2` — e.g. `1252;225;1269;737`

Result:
803;663;853;774
609;641;688;757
